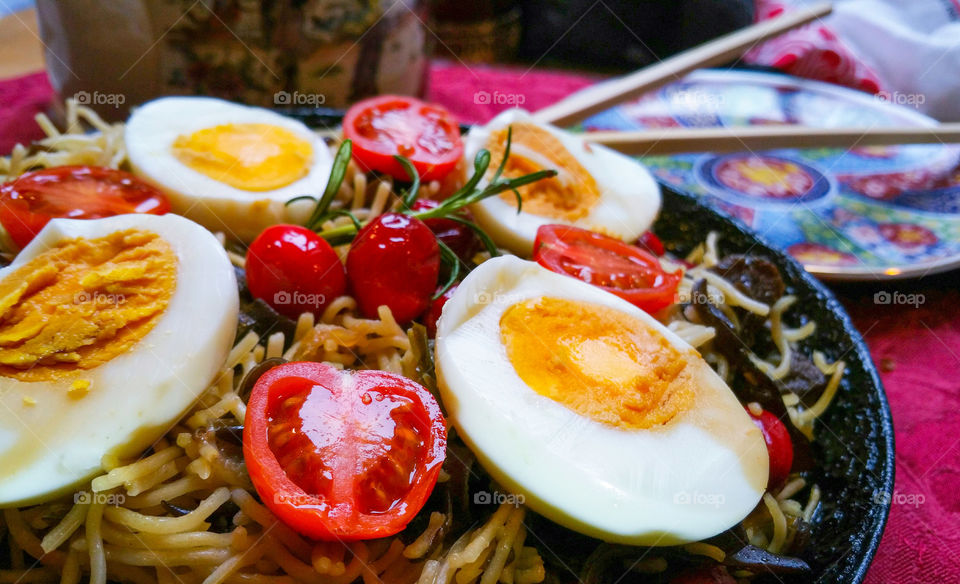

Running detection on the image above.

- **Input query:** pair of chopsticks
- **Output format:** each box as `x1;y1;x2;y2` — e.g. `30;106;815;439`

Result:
534;3;960;155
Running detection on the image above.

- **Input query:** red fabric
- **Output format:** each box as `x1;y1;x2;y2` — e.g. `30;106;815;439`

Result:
845;281;960;583
744;1;885;94
2;64;957;581
427;59;600;125
0;72;54;154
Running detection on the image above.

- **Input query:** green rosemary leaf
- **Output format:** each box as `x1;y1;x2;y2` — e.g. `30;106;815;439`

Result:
394;155;422;211
443;215;500;257
306;139;352;229
285;195;317;207
434;239;461;299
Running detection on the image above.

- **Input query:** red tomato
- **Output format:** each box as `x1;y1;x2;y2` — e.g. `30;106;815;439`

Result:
0;165;170;249
748;407;794;488
245;224;346;319
343;95;463;182
347;213;439;324
532;224;682;314
636;230;665;256
243;362;446;540
411;199;480;261
670;566;736;584
422;284;458;338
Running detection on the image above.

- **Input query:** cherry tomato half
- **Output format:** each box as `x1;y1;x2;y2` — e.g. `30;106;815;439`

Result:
347;213;439;324
245;224;346;319
0;165;170;249
343;95;463;182
748;407;794;488
243;362;446;540
532;224;682;314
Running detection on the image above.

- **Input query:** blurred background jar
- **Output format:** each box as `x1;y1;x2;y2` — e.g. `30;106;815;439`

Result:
36;0;431;120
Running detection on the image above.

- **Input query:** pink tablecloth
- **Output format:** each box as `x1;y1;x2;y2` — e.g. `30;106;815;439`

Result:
2;65;958;582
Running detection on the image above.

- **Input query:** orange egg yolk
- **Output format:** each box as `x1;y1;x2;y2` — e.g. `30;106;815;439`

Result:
0;230;176;383
486;122;600;220
499;296;694;430
172;123;313;191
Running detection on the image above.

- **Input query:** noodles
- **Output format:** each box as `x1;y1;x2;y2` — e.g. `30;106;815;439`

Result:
86;504;106;584
749;295;796;380
762;493;787;554
776;477;807;502
103;488;230;535
403;513;446;560
688;268;771;316
798;360;846;423
0;101;125;182
682;542;725;563
92;446;183;493
40;505;88;554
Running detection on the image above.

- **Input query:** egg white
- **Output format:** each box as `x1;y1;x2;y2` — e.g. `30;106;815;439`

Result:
464;109;661;256
125;97;332;242
435;256;768;545
0;214;238;506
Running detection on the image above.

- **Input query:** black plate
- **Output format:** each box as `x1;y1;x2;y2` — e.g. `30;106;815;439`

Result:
286;107;896;583
654;188;895;583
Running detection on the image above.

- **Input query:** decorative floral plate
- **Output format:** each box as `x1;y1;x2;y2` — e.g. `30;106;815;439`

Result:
582;69;960;281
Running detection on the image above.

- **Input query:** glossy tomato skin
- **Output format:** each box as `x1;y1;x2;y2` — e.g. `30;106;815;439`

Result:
748;408;794;488
0;165;170;249
533;224;682;314
636;230;666;256
245;224;346;319
347;213;439;324
243;362;446;541
422;284;458;338
343;95;463;182
411;199;480;262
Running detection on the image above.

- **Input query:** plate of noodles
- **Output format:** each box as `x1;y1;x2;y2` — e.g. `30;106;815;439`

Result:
0;96;894;584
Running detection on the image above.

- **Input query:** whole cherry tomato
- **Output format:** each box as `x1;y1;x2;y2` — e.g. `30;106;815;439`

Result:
636;230;666;256
411;199;479;262
346;213;439;323
748;407;795;488
422;284;458;338
245;224;346;319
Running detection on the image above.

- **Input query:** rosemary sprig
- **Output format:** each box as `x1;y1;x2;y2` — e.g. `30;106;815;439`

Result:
296;139;353;231
312;127;554;244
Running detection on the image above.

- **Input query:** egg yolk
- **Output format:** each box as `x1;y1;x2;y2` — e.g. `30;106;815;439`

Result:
486;123;600;220
0;229;176;383
499;296;693;429
172;123;313;191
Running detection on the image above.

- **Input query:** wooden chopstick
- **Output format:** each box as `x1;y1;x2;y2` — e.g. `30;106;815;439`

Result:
534;2;833;127
585;124;960;156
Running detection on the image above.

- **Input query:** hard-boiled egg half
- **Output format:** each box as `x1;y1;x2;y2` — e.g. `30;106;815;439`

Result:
125;97;332;241
464;109;661;256
0;213;238;506
435;256;768;545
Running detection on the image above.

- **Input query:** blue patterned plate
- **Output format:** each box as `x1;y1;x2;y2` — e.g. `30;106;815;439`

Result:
582;69;960;281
